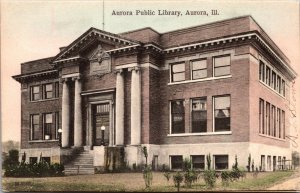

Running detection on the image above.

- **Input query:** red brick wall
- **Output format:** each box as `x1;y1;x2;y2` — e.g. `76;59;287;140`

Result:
249;46;290;148
120;28;160;45
156;46;251;144
21;78;61;149
21;57;54;74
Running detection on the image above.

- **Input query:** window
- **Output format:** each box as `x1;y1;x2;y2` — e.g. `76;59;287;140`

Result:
55;82;59;98
266;102;270;135
191;59;207;79
266;66;271;86
259;99;264;134
277;108;281;138
271;71;276;89
191;98;207;132
30;86;40;101
171;101;185;134
43;84;53;99
43;113;53;140
282;110;285;139
29;157;37;165
261;155;266;171
259;61;265;81
170;156;183;170
267;156;271;171
171;62;185;82
31;114;40;140
282;80;285;96
214;55;230;77
214;95;230;131
191;155;205;170
214;155;228;170
271;105;276;137
277;75;281;93
40;157;50;164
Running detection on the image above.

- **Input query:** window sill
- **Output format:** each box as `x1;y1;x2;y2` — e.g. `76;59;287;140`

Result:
168;75;232;85
167;131;232;137
259;134;286;141
259;80;285;99
30;98;59;103
29;140;59;143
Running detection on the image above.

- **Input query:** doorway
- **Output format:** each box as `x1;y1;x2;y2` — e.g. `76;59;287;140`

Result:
93;103;110;146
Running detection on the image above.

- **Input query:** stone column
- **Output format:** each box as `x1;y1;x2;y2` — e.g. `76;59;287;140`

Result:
115;69;124;146
73;76;83;147
61;78;70;147
130;67;141;145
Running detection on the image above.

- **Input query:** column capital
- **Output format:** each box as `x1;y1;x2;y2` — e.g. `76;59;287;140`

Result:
128;66;140;72
60;77;69;83
72;75;81;81
114;69;123;75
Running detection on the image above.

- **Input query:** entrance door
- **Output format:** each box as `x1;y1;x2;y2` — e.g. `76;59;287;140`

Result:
93;103;110;146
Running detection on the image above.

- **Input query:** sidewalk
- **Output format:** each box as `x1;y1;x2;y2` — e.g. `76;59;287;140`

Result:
267;169;300;191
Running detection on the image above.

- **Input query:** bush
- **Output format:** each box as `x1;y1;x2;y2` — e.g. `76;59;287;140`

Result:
4;161;64;177
184;169;198;188
173;172;184;192
221;170;231;186
164;171;171;181
142;165;153;189
203;169;216;188
3;149;19;169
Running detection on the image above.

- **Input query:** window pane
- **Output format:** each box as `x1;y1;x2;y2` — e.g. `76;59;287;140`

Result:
214;56;230;67
193;70;207;79
32;86;40;100
45;114;52;123
33;86;39;93
259;62;265;81
214;66;230;76
192;98;207;132
172;72;185;82
45;84;53;91
171;156;183;170
192;60;207;70
214;96;230;131
171;101;185;134
191;155;205;169
215;96;230;110
215;155;228;170
172;63;185;72
33;115;39;124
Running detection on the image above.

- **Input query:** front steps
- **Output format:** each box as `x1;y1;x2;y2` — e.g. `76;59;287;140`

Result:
64;150;94;175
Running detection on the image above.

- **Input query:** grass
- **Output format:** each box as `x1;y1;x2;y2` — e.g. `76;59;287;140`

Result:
2;170;295;192
2;181;126;192
225;171;295;190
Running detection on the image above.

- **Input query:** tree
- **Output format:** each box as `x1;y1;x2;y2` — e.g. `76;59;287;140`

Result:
3;149;19;169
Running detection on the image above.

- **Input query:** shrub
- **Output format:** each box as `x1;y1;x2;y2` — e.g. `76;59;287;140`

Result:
4;161;64;177
142;165;153;189
206;154;211;170
164;171;171;181
3;149;19;169
221;170;231;186
184;169;198;188
173;172;184;192
203;169;216;188
183;158;192;171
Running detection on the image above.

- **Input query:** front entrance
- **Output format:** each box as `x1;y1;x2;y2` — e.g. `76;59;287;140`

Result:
93;103;110;146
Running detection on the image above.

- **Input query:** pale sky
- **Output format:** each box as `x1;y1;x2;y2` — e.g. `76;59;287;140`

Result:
1;0;300;150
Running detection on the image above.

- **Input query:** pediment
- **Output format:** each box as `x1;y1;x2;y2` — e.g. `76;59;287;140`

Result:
52;27;140;63
88;44;112;76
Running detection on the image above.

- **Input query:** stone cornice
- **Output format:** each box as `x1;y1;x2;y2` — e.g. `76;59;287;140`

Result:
162;32;296;79
12;70;58;83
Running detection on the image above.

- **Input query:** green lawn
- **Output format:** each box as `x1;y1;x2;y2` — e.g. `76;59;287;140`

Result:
2;171;295;192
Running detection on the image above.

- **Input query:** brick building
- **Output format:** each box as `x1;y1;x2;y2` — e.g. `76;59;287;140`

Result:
13;15;297;174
